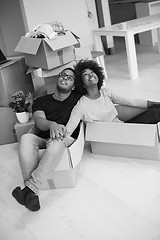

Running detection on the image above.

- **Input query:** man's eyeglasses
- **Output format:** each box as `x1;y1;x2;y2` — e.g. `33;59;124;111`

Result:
59;72;75;82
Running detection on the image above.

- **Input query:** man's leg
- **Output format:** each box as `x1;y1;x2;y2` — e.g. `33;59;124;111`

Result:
12;133;46;211
25;139;67;194
19;133;47;181
12;136;73;211
125;108;160;124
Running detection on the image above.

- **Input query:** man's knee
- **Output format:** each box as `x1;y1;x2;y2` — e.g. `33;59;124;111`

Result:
46;139;66;153
20;133;36;145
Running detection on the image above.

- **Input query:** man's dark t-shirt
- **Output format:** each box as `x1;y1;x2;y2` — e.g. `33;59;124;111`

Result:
32;91;82;139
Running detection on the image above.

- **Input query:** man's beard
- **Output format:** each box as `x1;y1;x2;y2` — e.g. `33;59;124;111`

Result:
57;85;71;93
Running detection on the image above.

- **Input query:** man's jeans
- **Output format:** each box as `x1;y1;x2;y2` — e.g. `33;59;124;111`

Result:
125;108;160;124
19;133;74;194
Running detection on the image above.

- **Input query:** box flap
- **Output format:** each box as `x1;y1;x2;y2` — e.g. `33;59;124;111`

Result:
86;122;157;147
44;31;78;51
69;122;85;168
39;148;70;171
15;36;41;54
157;122;160;141
55;150;71;171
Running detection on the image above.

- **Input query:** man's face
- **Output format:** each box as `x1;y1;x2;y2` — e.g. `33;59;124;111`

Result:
57;69;75;93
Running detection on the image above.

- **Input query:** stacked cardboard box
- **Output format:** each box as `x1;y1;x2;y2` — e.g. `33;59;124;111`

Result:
15;31;78;70
15;30;79;94
0;57;34;145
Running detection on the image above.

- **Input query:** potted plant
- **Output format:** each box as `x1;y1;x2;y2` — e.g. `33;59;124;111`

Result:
9;90;32;123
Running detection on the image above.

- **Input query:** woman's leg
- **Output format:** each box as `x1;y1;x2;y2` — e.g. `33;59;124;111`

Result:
19;133;47;182
125;108;160;124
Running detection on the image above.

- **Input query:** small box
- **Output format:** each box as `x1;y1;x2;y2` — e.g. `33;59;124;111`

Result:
85;105;160;160
41;122;84;189
14;120;85;189
15;31;78;70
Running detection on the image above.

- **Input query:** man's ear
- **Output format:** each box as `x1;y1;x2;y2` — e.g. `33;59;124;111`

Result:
72;85;75;90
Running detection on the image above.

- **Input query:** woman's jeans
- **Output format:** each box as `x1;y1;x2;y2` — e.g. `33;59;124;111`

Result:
19;133;75;194
125;108;160;124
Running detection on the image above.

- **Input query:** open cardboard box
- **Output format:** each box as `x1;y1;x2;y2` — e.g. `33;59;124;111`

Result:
85;105;160;160
23;121;84;189
15;31;78;70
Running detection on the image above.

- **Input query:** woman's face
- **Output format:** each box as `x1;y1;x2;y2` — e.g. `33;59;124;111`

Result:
81;69;98;88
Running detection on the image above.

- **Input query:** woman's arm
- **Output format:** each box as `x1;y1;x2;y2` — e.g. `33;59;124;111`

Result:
66;103;83;136
109;89;148;108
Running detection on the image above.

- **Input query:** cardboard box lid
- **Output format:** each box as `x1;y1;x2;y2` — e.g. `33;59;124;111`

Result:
86;122;157;147
15;37;42;54
15;31;78;55
45;31;78;51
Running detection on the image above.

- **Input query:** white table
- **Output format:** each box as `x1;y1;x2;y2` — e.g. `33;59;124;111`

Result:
135;0;160;46
93;13;160;80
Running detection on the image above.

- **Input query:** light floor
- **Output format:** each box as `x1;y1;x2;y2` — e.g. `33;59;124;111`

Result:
1;38;160;240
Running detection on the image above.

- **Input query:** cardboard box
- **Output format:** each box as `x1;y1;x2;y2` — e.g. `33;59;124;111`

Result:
38;122;84;189
14;120;85;188
85;105;160;160
0;107;17;145
15;31;78;69
44;75;58;94
0;57;34;107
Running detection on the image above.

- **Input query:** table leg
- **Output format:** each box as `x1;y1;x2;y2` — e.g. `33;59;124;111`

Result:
125;33;139;80
93;33;104;52
157;27;160;53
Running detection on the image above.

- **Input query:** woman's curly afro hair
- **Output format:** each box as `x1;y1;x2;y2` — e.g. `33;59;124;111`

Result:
74;59;105;94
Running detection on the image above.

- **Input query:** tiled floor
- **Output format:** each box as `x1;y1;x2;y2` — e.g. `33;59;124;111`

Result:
1;38;160;240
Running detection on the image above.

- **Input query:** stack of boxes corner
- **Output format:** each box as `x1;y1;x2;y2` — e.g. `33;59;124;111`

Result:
15;30;79;94
0;57;34;145
15;32;85;188
86;104;160;160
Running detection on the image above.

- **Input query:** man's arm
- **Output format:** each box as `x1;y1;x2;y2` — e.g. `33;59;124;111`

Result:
33;110;67;140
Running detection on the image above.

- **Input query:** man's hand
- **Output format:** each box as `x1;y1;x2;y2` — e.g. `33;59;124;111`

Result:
49;122;67;140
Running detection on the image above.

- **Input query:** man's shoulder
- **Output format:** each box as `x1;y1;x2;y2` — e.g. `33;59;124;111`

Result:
34;94;52;102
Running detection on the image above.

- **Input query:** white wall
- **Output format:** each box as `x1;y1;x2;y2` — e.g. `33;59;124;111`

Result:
0;0;26;56
21;0;96;50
